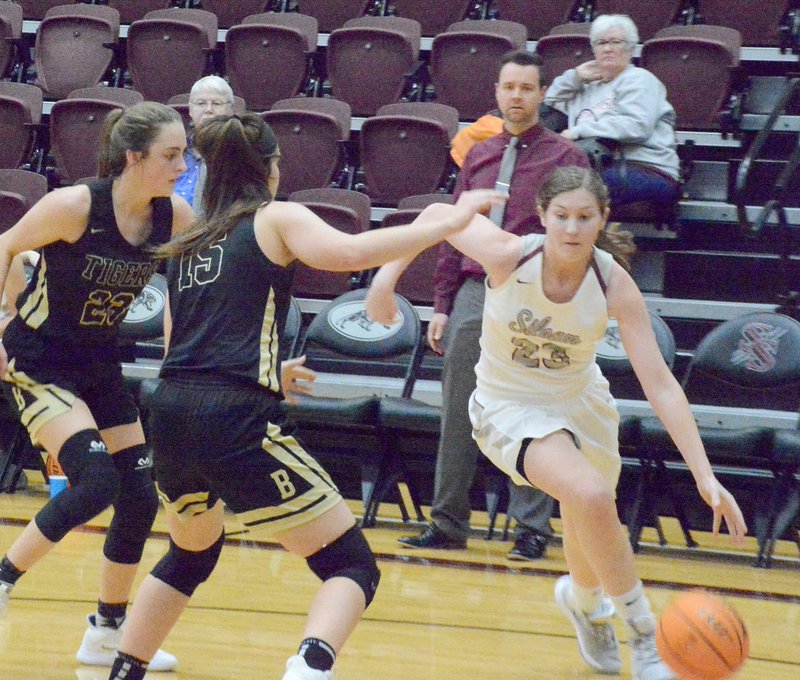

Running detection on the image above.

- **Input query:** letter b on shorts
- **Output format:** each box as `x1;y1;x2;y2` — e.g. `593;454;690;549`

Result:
270;469;296;499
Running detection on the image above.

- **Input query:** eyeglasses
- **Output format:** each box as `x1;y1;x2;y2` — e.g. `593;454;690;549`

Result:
189;99;231;110
592;38;629;48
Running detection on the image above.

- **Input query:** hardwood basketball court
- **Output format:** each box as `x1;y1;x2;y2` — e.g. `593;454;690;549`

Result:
0;478;797;679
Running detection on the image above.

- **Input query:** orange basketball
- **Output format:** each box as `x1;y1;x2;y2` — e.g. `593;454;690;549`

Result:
656;589;749;680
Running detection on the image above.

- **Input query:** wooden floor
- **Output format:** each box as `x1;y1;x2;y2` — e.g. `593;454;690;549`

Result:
0;478;798;679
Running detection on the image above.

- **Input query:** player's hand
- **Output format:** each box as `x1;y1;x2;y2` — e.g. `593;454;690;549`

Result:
365;278;400;326
427;313;448;354
696;473;747;544
280;355;316;404
452;188;507;222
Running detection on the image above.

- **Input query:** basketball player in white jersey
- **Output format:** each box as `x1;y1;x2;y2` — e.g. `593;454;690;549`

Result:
366;166;747;680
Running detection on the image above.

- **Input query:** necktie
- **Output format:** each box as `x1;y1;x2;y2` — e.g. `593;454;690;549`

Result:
487;136;519;227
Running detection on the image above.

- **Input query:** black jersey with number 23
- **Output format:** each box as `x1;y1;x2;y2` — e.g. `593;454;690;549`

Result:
12;178;172;358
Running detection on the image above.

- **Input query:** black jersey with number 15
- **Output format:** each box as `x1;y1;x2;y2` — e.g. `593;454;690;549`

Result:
160;214;293;394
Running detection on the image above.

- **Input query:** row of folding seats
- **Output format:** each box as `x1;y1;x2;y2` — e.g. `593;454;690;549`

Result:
8;0;795;47
0;81;144;181
0;0;465;31
0;4;748;130
497;0;793;45
537;22;742;130
0;77;458;204
6;70;788;237
3;0;178;22
0;6;787;223
472;0;793;46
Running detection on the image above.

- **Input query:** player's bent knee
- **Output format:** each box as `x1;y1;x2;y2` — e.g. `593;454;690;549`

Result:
104;444;159;564
35;430;119;542
306;524;380;608
151;532;224;597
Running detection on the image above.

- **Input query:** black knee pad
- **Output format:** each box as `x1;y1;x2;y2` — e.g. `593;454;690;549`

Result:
307;525;380;608
151;532;224;597
35;430;119;543
104;444;159;564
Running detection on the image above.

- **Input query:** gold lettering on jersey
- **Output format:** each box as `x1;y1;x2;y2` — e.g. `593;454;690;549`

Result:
511;337;571;369
80;290;136;327
508;310;581;345
82;255;158;288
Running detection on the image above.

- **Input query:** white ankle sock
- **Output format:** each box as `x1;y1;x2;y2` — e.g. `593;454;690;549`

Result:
610;581;654;632
569;578;605;614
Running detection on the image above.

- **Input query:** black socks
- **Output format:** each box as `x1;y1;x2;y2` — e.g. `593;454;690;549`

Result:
109;652;148;680
298;637;336;671
97;600;128;629
0;555;24;586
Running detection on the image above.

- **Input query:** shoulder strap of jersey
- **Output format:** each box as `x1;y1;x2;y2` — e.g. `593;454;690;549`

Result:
150;196;174;246
87;178;114;227
589;247;615;296
515;233;545;270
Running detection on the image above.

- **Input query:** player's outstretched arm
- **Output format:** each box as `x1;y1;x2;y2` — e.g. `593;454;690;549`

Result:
611;266;748;543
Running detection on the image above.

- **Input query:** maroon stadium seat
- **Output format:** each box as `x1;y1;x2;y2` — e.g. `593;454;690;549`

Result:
429;19;528;121
34;4;120;99
106;1;174;25
389;0;474;37
15;0;72;22
0;168;47;233
49;86;145;184
326;15;421;116
291;0;373;33
226;12;318;111
126;8;218;103
695;0;789;46
641;24;741;129
0;1;23;79
262;96;352;197
358;102;459;205
489;0;581;40
197;0;270;28
534;22;592;85
288;187;371;299
0;81;42;170
378;193;456;306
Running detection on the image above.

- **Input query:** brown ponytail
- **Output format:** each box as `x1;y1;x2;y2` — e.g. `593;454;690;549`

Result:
97;102;181;179
156;113;279;259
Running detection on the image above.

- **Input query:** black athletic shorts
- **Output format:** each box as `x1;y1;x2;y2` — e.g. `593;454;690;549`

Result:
149;377;342;534
3;323;138;444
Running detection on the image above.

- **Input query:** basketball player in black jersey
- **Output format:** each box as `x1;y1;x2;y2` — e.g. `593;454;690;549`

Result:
103;113;505;680
0;102;196;671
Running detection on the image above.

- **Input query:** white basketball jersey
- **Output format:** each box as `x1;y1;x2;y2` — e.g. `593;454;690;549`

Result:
475;233;615;402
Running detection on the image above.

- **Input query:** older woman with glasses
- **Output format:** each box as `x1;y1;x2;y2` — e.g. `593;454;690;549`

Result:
544;14;681;215
174;75;235;213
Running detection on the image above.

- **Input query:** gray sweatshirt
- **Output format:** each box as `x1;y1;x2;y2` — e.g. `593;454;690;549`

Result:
545;64;680;180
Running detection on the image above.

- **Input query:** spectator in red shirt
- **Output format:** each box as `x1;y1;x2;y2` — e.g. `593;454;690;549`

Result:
396;51;590;559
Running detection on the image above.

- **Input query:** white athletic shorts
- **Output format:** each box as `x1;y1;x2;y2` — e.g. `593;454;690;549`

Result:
468;380;622;495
